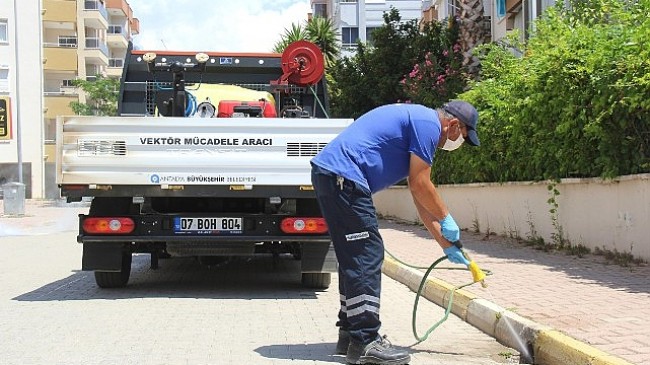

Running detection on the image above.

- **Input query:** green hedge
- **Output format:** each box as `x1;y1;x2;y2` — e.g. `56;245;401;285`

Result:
433;0;650;184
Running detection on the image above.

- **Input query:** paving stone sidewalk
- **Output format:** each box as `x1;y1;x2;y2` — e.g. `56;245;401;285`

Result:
380;219;650;365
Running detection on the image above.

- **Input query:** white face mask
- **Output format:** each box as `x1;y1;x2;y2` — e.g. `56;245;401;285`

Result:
441;133;464;151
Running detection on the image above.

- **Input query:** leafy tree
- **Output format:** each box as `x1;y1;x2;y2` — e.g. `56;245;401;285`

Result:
70;75;120;116
329;8;464;118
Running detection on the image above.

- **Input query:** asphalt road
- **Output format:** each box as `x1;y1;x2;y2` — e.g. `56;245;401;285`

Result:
0;221;517;365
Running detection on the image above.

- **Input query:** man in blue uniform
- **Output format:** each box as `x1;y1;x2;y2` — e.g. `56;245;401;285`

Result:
311;101;481;365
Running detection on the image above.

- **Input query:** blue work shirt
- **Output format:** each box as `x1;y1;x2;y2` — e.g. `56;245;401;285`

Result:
311;103;441;194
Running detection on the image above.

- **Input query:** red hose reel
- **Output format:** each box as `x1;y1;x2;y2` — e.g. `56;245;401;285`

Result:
275;40;325;87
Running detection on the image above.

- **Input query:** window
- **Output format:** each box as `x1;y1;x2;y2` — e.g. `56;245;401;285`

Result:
58;36;77;48
0;69;8;92
341;27;359;46
366;27;380;45
61;79;75;87
447;0;461;17
314;4;328;18
0;19;8;43
108;25;123;34
109;58;123;68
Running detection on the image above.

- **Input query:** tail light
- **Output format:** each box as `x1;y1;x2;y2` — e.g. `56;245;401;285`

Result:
83;217;135;234
281;217;328;234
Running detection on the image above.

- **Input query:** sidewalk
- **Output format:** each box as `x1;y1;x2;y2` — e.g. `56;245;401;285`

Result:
380;219;650;365
0;199;88;236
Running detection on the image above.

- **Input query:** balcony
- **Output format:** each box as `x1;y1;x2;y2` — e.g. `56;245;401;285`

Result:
84;38;109;65
130;18;140;35
506;0;523;13
43;44;78;72
83;0;109;29
43;0;77;27
107;58;124;77
106;68;123;78
105;0;129;17
107;25;128;49
44;93;78;119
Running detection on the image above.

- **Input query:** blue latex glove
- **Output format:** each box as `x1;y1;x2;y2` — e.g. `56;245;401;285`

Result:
439;214;460;242
443;245;471;266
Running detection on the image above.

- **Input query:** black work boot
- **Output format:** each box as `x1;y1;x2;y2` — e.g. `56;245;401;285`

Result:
336;329;351;355
346;335;410;365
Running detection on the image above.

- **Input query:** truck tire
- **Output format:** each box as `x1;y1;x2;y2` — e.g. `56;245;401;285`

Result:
94;251;132;288
301;272;331;289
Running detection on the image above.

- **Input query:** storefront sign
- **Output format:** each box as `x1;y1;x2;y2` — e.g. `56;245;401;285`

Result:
0;97;11;140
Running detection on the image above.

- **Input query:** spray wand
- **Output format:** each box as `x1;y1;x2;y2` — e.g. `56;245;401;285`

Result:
453;240;488;288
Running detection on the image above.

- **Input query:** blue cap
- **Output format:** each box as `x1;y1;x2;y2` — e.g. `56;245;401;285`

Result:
443;100;480;146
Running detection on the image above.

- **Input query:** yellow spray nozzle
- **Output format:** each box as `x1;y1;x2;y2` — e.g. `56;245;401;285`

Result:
468;261;488;288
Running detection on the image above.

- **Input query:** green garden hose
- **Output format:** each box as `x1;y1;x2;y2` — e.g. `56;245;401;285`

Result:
384;248;492;344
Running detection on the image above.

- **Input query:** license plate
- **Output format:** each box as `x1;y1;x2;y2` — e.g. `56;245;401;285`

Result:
174;217;242;234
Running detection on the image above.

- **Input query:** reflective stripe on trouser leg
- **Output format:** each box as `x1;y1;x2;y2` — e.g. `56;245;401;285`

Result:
311;166;383;345
334;227;383;344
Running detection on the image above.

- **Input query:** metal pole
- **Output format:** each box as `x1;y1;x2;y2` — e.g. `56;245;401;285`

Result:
13;0;23;184
2;0;27;216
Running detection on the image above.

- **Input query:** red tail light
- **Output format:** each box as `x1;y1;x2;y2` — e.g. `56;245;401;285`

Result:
83;217;135;234
281;217;328;234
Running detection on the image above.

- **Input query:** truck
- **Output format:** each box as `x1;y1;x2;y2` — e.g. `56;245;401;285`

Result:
56;41;351;289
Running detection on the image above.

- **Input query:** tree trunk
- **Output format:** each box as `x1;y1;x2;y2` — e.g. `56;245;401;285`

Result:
458;0;492;79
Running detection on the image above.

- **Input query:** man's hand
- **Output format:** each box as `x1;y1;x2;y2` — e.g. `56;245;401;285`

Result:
443;245;470;266
439;214;460;242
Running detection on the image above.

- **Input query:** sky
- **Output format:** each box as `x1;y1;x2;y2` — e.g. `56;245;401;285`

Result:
126;0;312;53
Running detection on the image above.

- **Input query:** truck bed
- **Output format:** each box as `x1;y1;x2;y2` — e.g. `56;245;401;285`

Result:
57;116;351;198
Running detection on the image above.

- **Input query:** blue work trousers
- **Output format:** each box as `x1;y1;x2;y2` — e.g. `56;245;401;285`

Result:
311;164;383;345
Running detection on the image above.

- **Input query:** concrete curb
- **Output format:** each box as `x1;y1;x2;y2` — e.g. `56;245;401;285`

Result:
382;255;634;365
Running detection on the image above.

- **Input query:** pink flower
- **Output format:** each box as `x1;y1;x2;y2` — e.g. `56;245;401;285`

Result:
443;50;449;57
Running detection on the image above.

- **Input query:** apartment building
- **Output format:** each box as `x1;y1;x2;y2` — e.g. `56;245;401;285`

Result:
312;0;423;57
42;0;139;197
0;0;44;199
312;1;563;55
423;0;559;42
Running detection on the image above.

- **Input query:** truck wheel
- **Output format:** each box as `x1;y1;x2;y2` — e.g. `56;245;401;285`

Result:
301;273;331;289
94;252;132;288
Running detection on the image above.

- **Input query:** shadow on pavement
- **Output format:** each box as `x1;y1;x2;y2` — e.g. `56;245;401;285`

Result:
255;342;461;364
13;254;325;302
380;219;650;295
256;343;345;364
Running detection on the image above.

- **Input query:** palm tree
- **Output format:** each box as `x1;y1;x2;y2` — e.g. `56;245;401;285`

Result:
272;23;309;53
458;0;491;78
305;16;340;68
273;17;339;68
